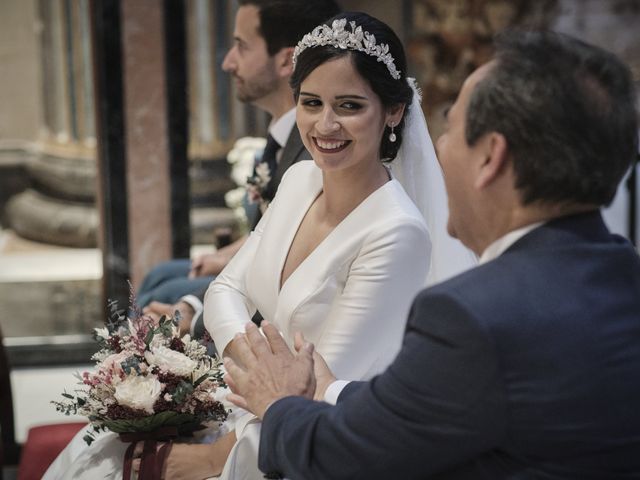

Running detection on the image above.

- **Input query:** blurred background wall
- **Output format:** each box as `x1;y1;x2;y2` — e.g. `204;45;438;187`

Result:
0;0;637;350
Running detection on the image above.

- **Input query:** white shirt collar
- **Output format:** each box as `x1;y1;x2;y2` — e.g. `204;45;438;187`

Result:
478;222;544;265
269;108;297;148
317;220;544;407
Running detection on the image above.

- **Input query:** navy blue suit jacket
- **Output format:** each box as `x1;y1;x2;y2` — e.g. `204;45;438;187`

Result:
259;212;640;479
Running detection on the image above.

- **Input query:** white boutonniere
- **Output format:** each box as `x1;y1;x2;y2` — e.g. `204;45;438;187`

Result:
225;136;274;226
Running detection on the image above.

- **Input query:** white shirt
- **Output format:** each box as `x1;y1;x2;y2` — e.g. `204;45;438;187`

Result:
322;221;545;405
478;222;543;265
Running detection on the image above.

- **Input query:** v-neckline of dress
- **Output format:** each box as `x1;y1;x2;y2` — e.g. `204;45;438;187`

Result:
276;173;394;295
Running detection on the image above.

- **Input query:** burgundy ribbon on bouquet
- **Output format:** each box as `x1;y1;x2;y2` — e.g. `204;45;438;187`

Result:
120;426;178;480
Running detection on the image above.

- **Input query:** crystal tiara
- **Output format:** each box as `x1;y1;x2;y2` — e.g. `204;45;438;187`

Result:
292;19;401;80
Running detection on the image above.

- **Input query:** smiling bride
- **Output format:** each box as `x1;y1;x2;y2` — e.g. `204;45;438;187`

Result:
202;12;475;480
44;11;475;480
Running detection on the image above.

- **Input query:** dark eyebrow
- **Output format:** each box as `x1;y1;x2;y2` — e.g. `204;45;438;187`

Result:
335;94;368;100
299;92;368;101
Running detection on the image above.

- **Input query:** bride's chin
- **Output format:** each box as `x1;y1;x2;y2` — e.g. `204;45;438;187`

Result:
313;154;347;172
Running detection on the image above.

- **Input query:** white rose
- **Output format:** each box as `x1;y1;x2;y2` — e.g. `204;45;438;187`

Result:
235;136;266;153
228;137;265;163
227;146;241;165
144;345;197;377
114;374;162;414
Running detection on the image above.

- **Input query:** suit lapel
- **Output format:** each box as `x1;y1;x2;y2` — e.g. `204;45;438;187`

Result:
275;127;307;186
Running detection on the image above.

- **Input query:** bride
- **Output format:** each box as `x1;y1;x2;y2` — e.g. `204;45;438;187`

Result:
44;11;475;480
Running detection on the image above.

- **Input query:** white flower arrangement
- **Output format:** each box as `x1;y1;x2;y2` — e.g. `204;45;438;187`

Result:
53;299;229;445
227;136;267;187
144;345;198;377
225;136;270;230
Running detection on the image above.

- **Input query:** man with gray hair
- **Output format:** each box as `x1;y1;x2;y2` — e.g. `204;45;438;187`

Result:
224;30;640;479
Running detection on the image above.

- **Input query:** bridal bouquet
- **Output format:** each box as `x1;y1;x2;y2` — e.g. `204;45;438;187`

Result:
53;300;229;447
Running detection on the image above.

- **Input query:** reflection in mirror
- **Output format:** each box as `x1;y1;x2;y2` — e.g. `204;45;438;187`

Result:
0;0;100;468
0;0;270;366
1;0;100;365
0;0;259;468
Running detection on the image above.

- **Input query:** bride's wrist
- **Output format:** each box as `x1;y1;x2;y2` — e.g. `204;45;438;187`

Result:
206;431;237;474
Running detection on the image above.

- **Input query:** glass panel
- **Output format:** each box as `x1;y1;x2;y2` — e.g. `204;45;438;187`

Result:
1;0;100;368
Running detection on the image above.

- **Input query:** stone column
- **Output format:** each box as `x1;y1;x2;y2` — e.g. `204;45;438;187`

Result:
91;0;191;308
120;0;185;288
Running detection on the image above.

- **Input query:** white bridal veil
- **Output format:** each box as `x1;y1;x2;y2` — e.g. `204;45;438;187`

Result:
391;79;477;285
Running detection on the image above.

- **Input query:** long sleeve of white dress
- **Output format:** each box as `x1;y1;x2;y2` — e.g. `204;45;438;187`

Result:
203;201;274;356
307;217;431;380
204;161;431;380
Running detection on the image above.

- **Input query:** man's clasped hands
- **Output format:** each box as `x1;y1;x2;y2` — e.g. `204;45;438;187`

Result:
224;322;337;418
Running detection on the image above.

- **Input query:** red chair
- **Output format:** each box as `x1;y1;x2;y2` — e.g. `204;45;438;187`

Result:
16;422;86;480
0;325;86;479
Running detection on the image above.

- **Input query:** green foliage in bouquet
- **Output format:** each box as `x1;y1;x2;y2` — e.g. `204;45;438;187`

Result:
53;296;229;445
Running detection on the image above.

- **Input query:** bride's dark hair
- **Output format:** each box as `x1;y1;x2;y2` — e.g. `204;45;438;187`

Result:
290;12;413;161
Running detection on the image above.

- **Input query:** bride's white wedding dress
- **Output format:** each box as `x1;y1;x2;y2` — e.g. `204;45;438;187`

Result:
206;161;432;479
205;75;479;478
44;161;433;480
44;80;477;479
43;415;235;480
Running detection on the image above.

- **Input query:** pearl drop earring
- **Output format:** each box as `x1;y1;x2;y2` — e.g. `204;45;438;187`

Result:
389;122;397;143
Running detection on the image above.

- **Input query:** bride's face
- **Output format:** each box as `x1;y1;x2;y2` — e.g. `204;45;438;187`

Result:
296;56;393;174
